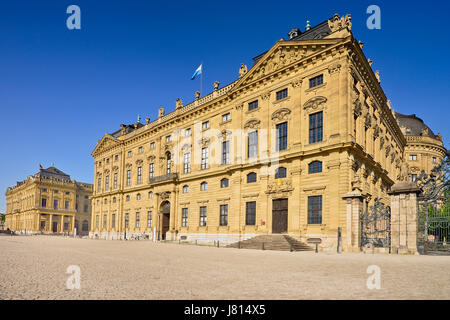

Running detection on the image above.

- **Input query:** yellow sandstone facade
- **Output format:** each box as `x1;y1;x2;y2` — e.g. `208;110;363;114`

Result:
90;14;445;251
4;167;93;235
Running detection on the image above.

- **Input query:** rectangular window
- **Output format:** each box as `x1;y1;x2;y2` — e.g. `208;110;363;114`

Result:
137;167;142;184
222;113;231;122
220;204;228;226
185;128;191;136
138;146;143;153
309;111;323;144
200;206;207;226
84;204;88;213
411;174;417;182
166;135;171;142
202;121;210;130
97;178;102;192
115;155;119;161
184;152;191;173
308;196;322;224
182;208;188;227
96;215;99;229
125;213;129;228
128;151;132;157
432;157;436;163
127;170;131;186
112;214;116;229
53;200;58;210
249;100;258;111
113;173;118;189
149;163;154;179
409;154;417;161
201;147;209;170
136;212;140;228
276;88;288;100
276;122;288;151
222;141;230;165
246;201;256;226
105;175;109;191
248;131;258;158
42;198;47;208
150;142;155;149
103;215;107;229
309;74;324;88
65;201;69;210
147;211;152;228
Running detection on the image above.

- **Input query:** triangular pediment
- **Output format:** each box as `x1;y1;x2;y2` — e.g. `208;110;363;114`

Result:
91;134;122;157
230;38;343;92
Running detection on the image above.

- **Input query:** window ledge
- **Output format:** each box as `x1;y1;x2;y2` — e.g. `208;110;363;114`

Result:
306;82;327;92
273;96;290;104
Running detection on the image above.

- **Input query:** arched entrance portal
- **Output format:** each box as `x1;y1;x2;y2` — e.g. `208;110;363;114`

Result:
159;201;170;240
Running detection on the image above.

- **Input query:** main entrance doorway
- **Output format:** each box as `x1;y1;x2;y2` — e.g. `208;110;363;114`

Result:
272;199;288;233
160;201;170;240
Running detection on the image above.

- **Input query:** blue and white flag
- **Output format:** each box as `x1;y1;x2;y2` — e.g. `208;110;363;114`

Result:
191;64;202;80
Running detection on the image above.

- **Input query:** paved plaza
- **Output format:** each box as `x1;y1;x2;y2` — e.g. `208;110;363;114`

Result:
0;235;449;300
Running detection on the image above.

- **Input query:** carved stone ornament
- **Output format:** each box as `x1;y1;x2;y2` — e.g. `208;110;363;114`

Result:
291;78;302;88
261;91;271;100
125;163;132;169
147;155;156;162
244;119;261;130
213;81;220;90
379;137;385;148
421;127;430;136
160;192;170;200
328;13;352;32
271;108;291;122
235;104;243;111
198;137;211;147
181;143;191;152
112;166;119;172
373;124;380;139
353;96;362;118
266;179;293;194
217;129;232;139
135;159;143;166
328;63;341;74
364;113;372;129
239;64;248;78
303;96;327;111
375;70;380;83
385;145;391;155
396;162;410;182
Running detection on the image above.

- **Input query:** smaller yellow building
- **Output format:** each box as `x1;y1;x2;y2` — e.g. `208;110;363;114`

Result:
4;166;93;235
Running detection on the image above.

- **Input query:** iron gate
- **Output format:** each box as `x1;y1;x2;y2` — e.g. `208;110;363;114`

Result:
360;198;391;251
416;155;450;255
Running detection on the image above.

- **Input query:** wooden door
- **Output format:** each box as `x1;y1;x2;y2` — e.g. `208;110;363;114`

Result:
272;199;288;233
162;213;170;240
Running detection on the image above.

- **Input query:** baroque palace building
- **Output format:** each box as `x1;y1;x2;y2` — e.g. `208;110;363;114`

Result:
4;166;93;235
90;14;446;250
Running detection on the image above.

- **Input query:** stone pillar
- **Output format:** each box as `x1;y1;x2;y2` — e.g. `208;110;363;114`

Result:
342;191;366;252
388;182;420;254
71;215;75;234
60;215;65;233
49;214;53;232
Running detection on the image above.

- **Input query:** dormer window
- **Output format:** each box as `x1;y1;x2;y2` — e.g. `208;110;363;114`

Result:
202;121;210;130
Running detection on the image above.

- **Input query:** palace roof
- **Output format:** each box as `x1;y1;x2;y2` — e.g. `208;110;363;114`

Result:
395;112;438;139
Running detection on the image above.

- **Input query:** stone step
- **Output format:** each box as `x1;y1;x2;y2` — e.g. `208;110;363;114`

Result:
227;235;313;252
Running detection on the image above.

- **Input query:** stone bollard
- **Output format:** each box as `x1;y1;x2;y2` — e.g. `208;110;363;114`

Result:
262;242;265;250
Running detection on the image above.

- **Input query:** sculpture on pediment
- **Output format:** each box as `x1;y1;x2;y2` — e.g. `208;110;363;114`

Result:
217;129;232;139
160;192;170;200
198;137;211;147
239;64;248;78
328;13;352;32
158;107;165;118
120;124;126;136
271;108;291;122
375;70;380;83
176;98;183;109
303;96;327;111
244;119;261;130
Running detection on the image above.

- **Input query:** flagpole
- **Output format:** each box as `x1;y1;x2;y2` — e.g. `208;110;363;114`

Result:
200;61;203;97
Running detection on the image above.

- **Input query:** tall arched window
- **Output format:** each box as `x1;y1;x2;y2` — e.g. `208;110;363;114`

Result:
200;182;208;191
82;220;89;232
166;152;171;174
275;167;287;179
183;185;189;193
220;178;229;188
308;161;322;174
247;172;257;183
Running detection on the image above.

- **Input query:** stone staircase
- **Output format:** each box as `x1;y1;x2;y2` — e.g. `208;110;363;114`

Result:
227;234;313;252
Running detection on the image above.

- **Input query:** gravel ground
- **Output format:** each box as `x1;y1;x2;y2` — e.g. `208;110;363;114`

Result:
0;235;449;300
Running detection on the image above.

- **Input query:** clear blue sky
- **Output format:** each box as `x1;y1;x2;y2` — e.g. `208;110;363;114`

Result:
1;1;449;212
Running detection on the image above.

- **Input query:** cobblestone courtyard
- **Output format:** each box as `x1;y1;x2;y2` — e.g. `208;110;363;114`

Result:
0;235;449;300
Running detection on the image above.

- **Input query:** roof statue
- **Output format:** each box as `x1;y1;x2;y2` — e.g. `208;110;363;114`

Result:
328;13;352;32
239;64;248;78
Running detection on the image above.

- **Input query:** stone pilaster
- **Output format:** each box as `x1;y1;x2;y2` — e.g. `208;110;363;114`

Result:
388;182;420;254
342;191;366;252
